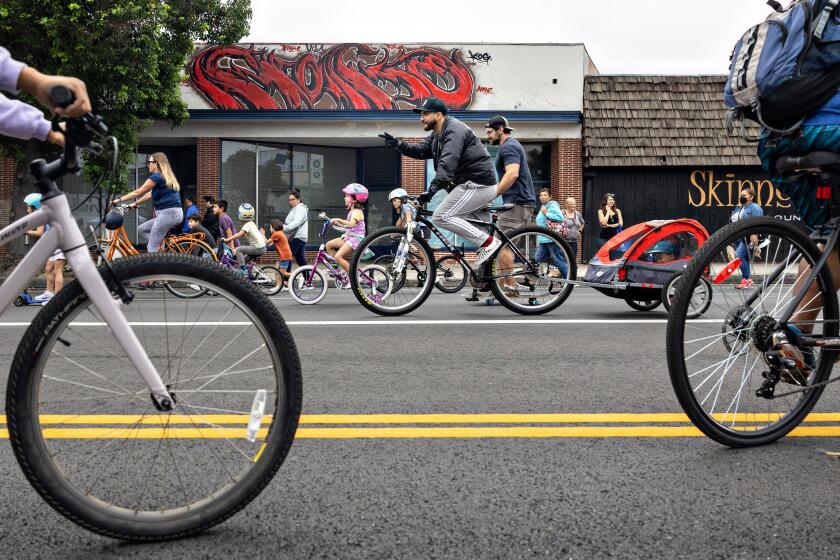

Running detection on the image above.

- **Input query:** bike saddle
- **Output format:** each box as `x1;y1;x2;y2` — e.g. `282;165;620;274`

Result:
485;203;515;213
775;151;840;173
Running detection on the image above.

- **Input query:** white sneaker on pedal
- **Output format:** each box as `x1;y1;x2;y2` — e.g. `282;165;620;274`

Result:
474;237;502;266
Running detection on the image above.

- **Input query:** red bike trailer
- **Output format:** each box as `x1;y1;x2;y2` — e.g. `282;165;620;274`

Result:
575;219;711;312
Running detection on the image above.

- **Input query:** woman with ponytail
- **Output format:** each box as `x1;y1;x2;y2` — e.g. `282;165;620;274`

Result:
113;152;184;252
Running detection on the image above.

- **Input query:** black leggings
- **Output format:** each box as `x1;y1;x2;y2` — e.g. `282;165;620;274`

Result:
289;238;308;266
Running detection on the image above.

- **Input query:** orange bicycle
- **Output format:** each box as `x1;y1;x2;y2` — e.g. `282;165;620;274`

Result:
98;205;218;297
98;205;217;261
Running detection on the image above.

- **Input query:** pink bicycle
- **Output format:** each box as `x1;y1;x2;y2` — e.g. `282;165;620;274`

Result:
287;219;391;305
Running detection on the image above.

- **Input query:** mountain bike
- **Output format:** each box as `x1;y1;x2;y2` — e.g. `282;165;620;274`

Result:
349;196;575;316
3;87;302;540
287;219;391;305
667;150;840;447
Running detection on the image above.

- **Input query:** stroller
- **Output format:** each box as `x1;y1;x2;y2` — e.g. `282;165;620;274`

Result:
583;219;711;316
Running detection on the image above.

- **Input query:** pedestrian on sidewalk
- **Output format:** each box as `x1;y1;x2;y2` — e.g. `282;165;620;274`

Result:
730;186;764;289
561;196;585;262
285;188;309;267
534;188;568;278
596;193;622;253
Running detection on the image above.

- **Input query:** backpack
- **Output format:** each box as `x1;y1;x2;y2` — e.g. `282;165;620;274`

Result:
725;0;840;139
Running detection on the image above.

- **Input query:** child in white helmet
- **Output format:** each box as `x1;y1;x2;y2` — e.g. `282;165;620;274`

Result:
23;192;66;302
220;203;266;273
389;187;419;232
322;183;368;276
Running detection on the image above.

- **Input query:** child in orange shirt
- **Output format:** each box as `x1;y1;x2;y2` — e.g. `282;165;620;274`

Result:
267;218;293;280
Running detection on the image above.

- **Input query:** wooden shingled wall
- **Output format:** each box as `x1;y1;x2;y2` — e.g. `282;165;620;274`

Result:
583;75;761;168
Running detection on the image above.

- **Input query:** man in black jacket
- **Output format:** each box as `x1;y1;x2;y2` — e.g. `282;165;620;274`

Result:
380;96;501;265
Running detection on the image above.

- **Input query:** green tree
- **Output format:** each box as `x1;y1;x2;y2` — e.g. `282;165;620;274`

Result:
0;0;250;187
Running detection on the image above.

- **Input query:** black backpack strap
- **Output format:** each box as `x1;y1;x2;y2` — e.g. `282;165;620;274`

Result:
814;0;840;39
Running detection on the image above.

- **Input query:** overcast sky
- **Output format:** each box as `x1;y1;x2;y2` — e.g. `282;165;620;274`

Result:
241;0;773;75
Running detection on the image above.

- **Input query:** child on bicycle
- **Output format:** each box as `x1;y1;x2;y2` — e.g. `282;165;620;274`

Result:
187;214;216;248
219;203;266;273
389;188;420;233
322;183;368;275
266;218;293;281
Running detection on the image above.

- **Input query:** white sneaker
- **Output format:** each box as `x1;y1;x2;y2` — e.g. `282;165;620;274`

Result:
34;291;53;302
474;237;502;266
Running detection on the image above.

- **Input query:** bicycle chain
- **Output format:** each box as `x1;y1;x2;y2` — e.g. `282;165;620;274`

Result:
770;374;840;398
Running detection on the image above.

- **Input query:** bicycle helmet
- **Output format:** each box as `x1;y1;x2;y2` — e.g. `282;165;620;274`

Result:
342;183;369;203
388;188;408;201
104;210;124;230
650;239;679;255
238;203;255;221
24;192;41;209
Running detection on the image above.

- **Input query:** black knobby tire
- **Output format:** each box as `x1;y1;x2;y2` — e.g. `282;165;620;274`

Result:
5;254;302;540
434;255;468;293
625;297;662;311
666;217;837;447
488;226;576;315
350;227;436;316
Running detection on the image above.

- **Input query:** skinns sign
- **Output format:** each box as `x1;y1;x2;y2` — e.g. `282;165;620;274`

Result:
185;43;589;111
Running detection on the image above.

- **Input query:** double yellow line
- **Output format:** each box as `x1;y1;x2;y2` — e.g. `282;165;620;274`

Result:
2;413;840;439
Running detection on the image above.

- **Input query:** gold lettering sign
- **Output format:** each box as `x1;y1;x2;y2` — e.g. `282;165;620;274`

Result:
687;170;791;208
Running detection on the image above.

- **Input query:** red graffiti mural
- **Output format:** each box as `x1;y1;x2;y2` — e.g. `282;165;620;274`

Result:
188;44;475;110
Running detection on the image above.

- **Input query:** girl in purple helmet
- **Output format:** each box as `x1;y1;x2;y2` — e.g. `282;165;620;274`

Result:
322;183;368;277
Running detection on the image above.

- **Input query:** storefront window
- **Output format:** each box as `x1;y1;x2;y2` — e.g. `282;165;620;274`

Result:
258;144;291;228
524;143;550;186
221;141;257;224
221;141;357;243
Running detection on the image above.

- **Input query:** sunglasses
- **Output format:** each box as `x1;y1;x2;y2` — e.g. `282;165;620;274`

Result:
147;160;157;165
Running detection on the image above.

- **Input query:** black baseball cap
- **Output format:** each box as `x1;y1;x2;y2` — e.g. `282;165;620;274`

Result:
413;96;448;115
486;115;515;132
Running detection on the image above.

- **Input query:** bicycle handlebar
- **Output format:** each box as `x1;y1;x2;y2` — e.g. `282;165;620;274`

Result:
30;86;115;186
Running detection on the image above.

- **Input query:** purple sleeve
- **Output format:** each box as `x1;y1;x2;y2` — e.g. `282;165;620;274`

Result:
0;46;26;93
0;47;51;141
0;93;51;141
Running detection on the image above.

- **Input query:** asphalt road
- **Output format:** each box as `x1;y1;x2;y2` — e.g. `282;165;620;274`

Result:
1;286;839;559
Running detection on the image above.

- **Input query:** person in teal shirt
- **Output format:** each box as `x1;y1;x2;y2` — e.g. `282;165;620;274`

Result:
534;188;568;277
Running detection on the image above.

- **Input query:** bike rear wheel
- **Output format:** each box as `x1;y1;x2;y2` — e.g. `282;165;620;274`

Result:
488;226;575;315
434;255;468;293
6;254;302;540
350;227;435;316
667;217;838;447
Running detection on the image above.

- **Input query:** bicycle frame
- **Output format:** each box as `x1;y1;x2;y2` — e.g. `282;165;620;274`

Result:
1;192;174;406
414;210;538;282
